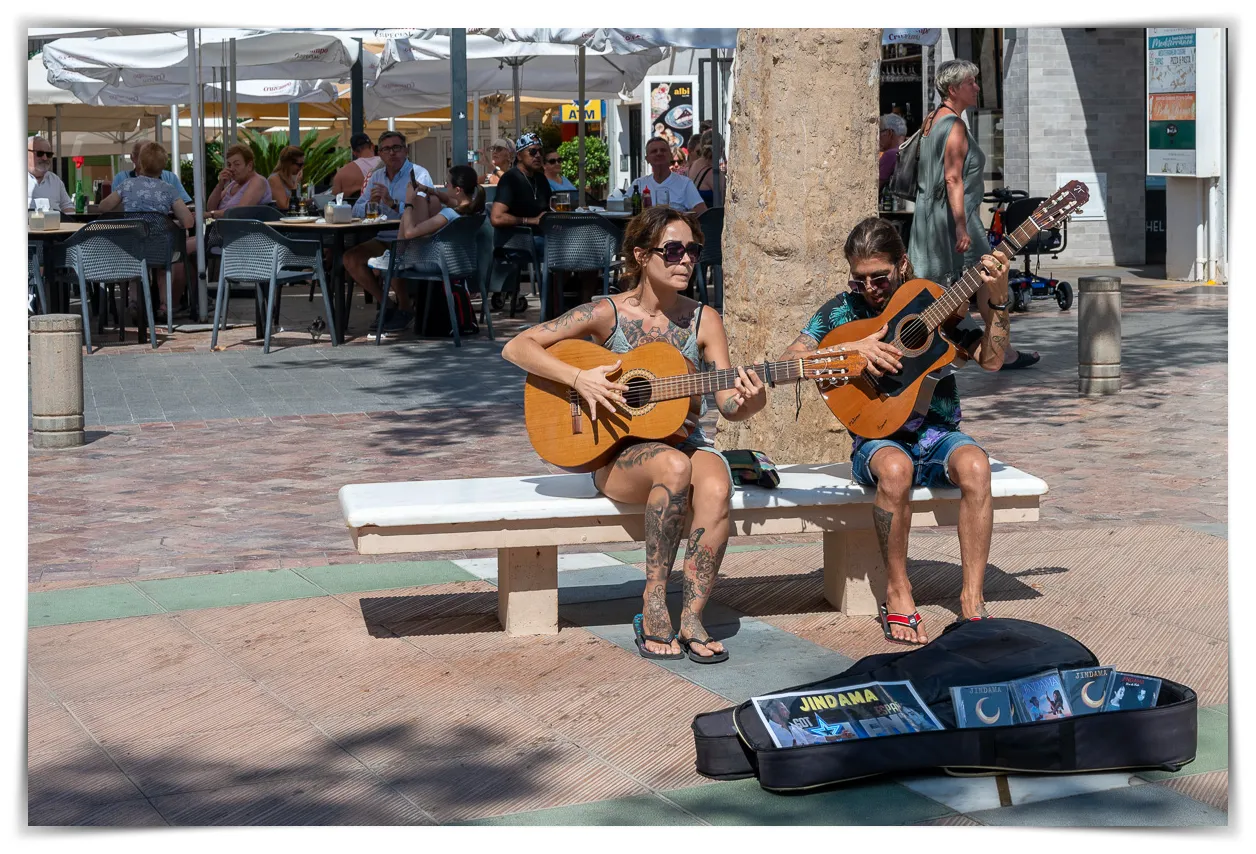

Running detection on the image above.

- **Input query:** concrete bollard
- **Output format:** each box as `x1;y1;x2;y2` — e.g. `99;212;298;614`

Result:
29;314;85;449
1077;276;1122;396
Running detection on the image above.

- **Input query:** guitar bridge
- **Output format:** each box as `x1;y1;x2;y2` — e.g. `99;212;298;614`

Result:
569;390;582;435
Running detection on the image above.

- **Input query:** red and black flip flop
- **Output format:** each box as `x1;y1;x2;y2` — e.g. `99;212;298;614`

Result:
879;602;926;646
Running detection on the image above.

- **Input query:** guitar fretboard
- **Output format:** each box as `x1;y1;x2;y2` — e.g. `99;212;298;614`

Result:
918;217;1043;330
646;359;812;402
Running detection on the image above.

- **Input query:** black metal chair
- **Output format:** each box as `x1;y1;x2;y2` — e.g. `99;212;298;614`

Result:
539;213;623;321
693;206;724;310
28;243;49;316
125;211;192;333
377;213;487;348
60;219;155;353
211;220;337;354
489;225;542;317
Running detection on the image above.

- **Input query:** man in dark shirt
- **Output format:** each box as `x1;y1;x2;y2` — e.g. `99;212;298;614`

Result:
489;132;551;245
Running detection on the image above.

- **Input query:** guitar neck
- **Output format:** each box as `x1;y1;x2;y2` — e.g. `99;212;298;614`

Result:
648;359;810;402
920;216;1043;329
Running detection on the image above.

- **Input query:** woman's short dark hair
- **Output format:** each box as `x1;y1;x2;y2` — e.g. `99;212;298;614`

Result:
277;145;303;174
843;216;915;280
620;205;704;288
446;164;486;215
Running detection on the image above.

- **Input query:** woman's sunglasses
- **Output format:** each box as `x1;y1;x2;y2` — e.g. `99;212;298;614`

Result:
649;241;703;264
545;158;560;165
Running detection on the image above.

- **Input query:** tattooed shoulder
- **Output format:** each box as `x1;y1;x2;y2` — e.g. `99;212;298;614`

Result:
536;301;603;335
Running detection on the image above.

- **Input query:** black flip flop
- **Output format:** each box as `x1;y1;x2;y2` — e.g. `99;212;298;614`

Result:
678;635;729;664
879;602;926;646
633;614;685;660
1001;351;1040;370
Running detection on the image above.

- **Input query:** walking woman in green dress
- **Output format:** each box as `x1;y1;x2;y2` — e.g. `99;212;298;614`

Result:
909;59;1038;369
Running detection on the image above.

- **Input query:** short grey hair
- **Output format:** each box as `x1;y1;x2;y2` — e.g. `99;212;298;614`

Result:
935;59;980;101
879;113;907;137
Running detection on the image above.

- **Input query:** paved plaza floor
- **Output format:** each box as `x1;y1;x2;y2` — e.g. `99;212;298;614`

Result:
27;272;1229;826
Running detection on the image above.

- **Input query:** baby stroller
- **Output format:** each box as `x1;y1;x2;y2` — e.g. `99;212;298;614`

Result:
984;188;1074;312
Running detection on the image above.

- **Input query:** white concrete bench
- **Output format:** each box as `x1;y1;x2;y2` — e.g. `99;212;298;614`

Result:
339;461;1047;636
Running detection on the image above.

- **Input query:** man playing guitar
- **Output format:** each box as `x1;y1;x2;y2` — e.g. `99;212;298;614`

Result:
780;217;1012;645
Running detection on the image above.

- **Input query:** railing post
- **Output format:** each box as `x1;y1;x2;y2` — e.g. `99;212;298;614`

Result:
1077;276;1122;395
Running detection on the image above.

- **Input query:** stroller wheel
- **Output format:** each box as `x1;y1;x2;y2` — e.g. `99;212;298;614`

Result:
1014;284;1034;313
513;295;529;313
1056;281;1074;311
490;293;505;311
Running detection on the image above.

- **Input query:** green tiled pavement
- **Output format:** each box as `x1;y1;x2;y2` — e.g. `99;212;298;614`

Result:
464;793;704;826
295;561;474;594
28;584;164;629
1138;704;1229;781
663;778;953;826
134;568;324;611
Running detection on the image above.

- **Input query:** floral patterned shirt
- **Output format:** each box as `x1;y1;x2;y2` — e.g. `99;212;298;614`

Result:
118;176;178;214
800;291;980;455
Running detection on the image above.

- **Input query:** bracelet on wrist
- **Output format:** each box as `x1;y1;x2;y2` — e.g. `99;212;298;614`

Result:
987;298;1010;312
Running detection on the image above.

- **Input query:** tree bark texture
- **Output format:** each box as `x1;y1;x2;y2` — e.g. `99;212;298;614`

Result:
715;29;882;464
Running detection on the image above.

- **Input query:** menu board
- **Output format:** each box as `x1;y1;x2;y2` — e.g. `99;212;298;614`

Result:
643;75;699;166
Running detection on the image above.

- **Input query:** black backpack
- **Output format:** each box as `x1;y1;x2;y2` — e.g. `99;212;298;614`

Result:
423;282;480;338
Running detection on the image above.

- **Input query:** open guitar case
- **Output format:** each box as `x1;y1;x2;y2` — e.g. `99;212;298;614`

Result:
692;618;1198;792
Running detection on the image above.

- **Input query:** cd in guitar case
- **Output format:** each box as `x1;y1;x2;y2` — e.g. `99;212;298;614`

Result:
692;619;1198;791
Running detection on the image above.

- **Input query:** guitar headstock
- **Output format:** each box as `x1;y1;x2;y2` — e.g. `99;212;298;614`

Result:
1031;180;1090;232
802;349;868;385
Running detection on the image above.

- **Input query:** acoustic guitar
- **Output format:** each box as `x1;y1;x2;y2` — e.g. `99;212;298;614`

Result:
818;181;1090;439
524;339;866;472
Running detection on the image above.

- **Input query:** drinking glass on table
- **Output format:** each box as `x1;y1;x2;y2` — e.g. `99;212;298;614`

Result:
365;200;381;220
551;192;572;212
655;187;671;209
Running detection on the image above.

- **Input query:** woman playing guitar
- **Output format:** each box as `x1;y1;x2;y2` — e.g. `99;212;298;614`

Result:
780;217;1012;646
502;206;767;663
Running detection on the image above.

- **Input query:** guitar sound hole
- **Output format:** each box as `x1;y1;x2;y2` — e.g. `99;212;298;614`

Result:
625;376;653;409
899;317;930;351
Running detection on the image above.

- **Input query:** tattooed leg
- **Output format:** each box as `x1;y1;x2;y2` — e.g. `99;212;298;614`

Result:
596;443;694;656
868;447;926;643
678;451;733;657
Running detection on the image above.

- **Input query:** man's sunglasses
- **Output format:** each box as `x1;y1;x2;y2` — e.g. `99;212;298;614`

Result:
522;147;542;157
848;273;894;292
31;150;54;159
649;241;703;264
294;160;306;168
378;144;406;154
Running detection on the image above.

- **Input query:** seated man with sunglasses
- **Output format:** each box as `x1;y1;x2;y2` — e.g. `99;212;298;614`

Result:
778;216;1011;646
27;136;74;214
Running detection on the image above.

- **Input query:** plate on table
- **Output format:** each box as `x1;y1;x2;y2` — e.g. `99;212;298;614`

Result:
280;216;317;223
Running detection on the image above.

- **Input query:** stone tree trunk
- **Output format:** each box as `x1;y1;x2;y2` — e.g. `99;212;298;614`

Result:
715;29;881;463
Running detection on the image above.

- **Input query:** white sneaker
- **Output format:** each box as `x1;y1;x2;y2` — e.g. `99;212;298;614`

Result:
367;251;391;272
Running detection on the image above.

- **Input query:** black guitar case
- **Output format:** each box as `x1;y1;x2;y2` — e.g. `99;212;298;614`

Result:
692;618;1198;791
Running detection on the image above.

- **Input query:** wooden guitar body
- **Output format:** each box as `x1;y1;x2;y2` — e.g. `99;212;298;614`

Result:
524;339;693;472
817;278;957;439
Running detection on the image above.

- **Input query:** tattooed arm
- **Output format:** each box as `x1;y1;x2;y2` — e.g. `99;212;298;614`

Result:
966;247;1012;371
501;300;629;421
778;331;819;362
697;306;767;421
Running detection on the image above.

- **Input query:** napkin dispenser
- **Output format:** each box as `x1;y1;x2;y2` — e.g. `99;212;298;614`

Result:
324;203;353;224
30;210;61;230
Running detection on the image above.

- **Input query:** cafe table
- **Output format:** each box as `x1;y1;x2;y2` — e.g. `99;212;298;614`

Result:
28;222;88;313
264;216;399;340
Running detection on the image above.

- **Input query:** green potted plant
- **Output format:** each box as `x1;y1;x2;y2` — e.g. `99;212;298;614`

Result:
556;136;610;199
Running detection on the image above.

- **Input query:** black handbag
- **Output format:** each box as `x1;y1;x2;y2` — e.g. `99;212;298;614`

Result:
692;618;1198;790
885;107;945;202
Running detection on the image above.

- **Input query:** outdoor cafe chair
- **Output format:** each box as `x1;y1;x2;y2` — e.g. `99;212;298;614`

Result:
489;225;542;318
377;213;487;348
28;243;49;316
693;206;724;311
60;218;155;353
126;211;193;334
539;213;624;322
211;219;338;354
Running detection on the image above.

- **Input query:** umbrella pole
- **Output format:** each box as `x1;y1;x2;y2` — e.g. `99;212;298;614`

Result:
710;49;721;206
189;29;208;323
512;62;521;139
229;38;237;146
54;105;62;177
577;46;586;209
451;28;468;167
171;105;180;181
472;91;481;175
289;104;300;146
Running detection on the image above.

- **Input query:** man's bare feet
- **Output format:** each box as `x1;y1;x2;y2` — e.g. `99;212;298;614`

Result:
884;588;929;644
959;592;989;622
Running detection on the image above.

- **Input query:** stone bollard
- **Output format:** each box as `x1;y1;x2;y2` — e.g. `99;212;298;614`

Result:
1077;276;1122;396
29;314;85;449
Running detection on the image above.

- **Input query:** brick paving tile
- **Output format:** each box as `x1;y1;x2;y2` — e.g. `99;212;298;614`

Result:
1156;770;1228;812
